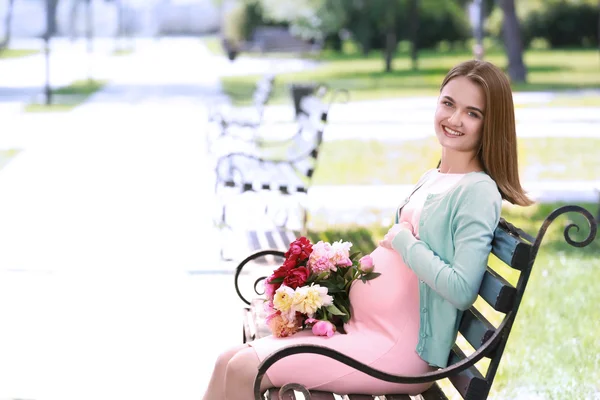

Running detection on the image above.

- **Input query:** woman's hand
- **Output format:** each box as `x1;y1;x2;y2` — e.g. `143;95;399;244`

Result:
379;221;414;249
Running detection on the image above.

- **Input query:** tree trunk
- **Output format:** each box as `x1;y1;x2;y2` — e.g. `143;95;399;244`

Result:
498;0;527;83
408;0;419;70
384;30;396;72
383;1;397;72
0;0;15;50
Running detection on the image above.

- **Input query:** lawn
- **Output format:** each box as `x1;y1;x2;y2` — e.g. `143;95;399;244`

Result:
220;48;600;107
0;149;20;171
24;79;106;112
312;137;600;185
0;48;39;59
307;200;599;399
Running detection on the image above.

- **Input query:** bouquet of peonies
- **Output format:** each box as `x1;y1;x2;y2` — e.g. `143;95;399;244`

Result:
262;236;380;338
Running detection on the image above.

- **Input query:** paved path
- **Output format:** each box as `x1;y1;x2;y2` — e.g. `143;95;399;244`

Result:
0;37;598;400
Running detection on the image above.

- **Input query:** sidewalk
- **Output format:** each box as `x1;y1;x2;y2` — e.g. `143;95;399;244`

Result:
0;37;598;400
0;37;235;400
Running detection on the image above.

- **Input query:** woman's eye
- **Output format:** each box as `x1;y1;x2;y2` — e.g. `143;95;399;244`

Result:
443;101;452;107
468;112;480;119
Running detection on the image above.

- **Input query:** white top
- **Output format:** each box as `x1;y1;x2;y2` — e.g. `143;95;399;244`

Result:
400;170;466;239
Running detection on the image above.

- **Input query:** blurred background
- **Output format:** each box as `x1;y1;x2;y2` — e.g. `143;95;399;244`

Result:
0;0;599;399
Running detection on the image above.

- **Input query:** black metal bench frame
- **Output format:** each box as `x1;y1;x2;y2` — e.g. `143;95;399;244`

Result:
232;205;597;400
214;90;349;261
207;73;276;148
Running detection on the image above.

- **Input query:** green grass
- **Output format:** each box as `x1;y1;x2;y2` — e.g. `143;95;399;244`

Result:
24;79;106;113
0;48;39;59
312;137;600;185
202;35;224;56
112;48;134;56
0;149;21;171
221;48;600;107
307;201;600;399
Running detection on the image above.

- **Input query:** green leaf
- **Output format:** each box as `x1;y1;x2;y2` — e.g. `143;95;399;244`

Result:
316;272;329;280
363;272;382;280
337;302;350;318
326;304;347;316
269;277;283;284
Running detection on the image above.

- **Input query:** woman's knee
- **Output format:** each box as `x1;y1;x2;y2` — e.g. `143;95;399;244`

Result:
214;344;248;372
225;348;273;392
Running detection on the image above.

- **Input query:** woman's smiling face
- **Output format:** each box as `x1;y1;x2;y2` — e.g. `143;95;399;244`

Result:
434;76;486;156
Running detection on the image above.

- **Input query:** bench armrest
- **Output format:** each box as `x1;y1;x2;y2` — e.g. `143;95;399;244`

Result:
235;250;285;305
252;311;513;400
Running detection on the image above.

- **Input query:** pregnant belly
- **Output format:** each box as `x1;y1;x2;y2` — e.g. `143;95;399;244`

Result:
345;246;420;334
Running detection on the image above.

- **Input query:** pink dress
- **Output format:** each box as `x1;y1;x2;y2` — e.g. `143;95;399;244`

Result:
249;172;464;395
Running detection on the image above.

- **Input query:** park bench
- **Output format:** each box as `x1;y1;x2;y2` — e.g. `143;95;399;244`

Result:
232;205;597;400
214;90;348;260
208;82;328;156
207;73;275;148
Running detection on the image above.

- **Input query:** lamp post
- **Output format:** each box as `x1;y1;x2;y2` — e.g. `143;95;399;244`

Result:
43;0;52;105
85;0;93;82
469;0;485;60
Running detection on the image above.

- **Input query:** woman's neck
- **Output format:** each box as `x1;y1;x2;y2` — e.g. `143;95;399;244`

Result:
438;150;482;174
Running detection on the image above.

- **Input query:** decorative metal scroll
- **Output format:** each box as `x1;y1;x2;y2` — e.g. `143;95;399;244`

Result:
529;205;597;266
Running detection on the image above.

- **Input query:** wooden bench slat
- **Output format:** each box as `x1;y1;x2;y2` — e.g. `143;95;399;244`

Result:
277;228;299;248
479;267;517;313
383;394;411;400
458;308;496;352
419;383;449;400
265;230;279;249
447;346;489;399
310;391;338;399
248;230;262;253
491;225;531;271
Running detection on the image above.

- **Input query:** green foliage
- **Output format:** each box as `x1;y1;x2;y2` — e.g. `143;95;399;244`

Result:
0;48;39;59
523;2;599;48
221;49;600;107
487;0;600;49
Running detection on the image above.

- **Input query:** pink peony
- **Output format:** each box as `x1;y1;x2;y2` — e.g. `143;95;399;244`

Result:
359;255;374;273
309;319;336;338
264;277;277;300
309;255;336;274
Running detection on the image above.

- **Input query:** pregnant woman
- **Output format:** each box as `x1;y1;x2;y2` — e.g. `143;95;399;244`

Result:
201;59;533;400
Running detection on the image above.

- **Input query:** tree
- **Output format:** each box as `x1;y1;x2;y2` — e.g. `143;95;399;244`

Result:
408;0;419;70
498;0;527;83
383;0;398;72
0;0;15;50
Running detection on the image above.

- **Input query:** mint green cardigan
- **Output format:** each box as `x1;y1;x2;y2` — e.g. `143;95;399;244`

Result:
392;170;502;368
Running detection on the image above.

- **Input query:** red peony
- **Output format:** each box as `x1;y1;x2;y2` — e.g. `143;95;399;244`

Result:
270;264;291;289
283;266;310;289
284;237;313;261
282;256;298;270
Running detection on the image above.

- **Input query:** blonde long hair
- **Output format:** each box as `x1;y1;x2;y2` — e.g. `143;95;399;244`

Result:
441;60;533;206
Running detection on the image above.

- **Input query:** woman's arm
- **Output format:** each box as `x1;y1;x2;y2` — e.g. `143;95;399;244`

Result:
391;182;502;311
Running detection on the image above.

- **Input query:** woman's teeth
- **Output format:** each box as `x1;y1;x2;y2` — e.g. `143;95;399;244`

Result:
444;126;463;136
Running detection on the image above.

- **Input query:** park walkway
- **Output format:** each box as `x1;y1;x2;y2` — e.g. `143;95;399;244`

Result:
0;37;598;400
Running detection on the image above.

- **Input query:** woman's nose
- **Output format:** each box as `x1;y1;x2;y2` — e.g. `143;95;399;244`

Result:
448;111;463;127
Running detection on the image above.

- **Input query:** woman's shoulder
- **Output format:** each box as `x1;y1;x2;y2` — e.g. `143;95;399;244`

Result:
457;172;502;202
